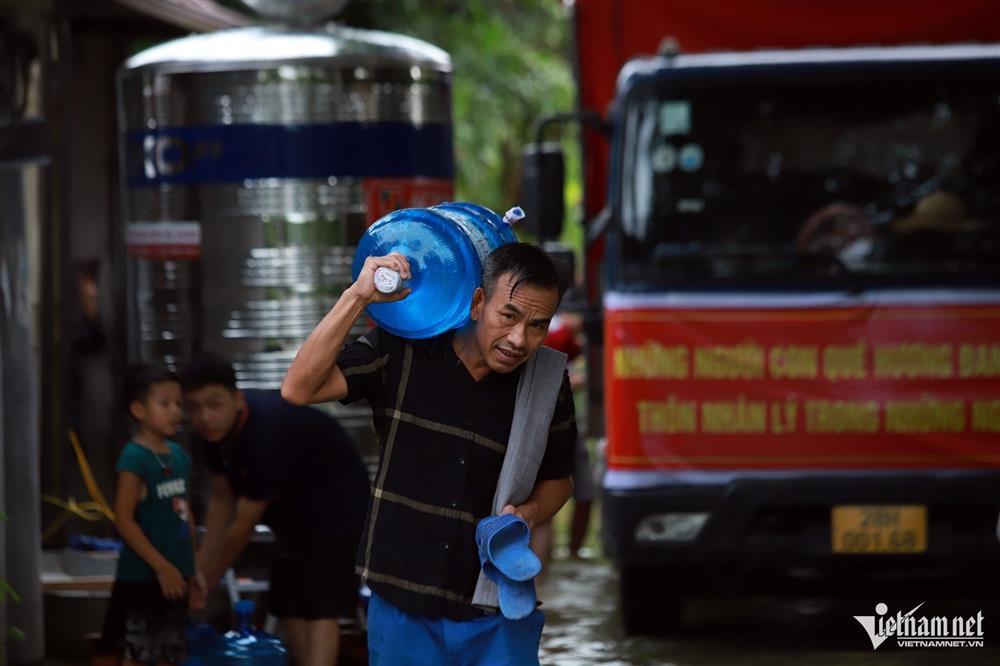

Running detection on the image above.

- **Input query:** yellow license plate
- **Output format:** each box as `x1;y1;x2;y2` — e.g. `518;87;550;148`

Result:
831;505;927;554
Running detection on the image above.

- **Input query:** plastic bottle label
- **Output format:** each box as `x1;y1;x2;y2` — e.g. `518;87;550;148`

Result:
436;210;494;265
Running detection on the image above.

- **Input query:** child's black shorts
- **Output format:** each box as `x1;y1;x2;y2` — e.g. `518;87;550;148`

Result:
101;579;188;663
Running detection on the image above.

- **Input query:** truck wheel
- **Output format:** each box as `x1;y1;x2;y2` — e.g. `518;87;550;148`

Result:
620;565;682;636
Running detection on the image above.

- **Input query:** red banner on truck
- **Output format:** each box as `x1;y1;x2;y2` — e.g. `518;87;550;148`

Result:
605;293;1000;471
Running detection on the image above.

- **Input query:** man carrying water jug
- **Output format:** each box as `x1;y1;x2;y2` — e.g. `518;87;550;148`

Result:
283;241;576;665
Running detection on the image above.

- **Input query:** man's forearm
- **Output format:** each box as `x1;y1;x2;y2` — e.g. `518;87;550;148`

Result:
204;523;255;585
197;483;235;576
188;514;199;568
196;527;227;577
281;287;367;404
515;476;574;528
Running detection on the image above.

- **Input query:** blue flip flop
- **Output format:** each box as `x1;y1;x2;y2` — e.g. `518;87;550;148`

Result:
476;514;542;620
476;514;542;581
484;567;537;620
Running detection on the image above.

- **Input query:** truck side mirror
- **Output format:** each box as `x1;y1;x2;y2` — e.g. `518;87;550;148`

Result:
519;142;565;240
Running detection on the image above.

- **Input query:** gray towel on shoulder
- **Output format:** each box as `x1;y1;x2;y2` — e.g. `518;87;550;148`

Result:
472;345;567;610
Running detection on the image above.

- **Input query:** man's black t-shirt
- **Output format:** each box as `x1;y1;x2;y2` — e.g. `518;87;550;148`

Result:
202;390;370;545
337;328;576;620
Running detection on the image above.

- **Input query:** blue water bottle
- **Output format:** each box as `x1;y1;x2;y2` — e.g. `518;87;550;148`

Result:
185;622;223;665
218;599;288;665
352;202;521;339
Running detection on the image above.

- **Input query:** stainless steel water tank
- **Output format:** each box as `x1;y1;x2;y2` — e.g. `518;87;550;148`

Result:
117;25;453;391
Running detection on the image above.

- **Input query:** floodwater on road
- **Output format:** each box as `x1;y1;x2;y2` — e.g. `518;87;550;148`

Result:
538;558;1000;666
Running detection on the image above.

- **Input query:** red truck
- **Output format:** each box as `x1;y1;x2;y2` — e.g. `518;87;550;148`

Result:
528;0;1000;634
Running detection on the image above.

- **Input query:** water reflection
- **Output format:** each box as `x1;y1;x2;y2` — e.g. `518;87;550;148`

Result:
539;559;1000;666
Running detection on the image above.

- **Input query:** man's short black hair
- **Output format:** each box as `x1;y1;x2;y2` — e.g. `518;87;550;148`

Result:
122;363;177;410
178;352;238;392
482;242;569;303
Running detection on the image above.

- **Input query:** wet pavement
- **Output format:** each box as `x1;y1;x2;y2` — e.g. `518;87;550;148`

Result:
43;556;999;664
538;558;1000;665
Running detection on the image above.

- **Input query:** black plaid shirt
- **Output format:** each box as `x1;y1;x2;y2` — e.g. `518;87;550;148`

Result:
337;327;576;620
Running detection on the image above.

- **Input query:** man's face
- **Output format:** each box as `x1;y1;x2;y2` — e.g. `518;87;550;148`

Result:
184;384;243;442
470;272;559;374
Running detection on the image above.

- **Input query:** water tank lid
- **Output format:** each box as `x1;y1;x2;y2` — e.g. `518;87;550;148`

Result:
124;25;451;72
240;0;350;25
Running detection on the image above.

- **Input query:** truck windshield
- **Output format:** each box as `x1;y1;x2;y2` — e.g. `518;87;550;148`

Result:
616;62;1000;289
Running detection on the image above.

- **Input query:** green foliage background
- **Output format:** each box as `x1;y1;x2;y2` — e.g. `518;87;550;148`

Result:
341;0;583;252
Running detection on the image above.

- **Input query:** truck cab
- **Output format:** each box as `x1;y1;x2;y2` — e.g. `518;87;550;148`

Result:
596;44;1000;634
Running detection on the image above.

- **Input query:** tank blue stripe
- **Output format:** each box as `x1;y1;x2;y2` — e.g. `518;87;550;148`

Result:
123;122;453;186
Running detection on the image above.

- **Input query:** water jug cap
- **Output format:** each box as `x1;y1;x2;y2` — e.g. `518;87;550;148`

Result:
234;599;256;616
373;266;402;293
503;206;525;226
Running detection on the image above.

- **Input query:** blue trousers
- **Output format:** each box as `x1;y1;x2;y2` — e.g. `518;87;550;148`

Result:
367;592;545;666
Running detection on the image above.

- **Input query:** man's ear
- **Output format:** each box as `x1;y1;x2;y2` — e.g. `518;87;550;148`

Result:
470;287;485;321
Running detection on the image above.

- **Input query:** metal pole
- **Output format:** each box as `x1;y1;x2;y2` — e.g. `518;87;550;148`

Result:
1;166;45;665
0;315;6;666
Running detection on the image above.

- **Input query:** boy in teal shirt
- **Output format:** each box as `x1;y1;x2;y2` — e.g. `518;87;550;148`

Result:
101;364;205;664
